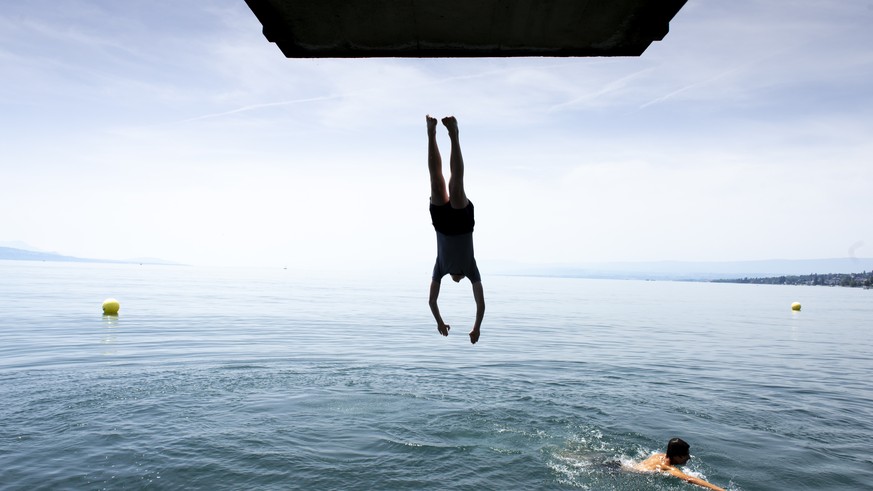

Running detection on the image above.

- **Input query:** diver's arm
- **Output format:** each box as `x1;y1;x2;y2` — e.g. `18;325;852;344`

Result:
429;279;449;335
469;281;485;344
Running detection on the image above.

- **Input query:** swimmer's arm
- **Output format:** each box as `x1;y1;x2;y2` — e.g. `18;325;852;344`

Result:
667;467;726;491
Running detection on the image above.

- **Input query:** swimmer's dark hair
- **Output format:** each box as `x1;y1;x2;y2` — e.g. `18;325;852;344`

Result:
666;438;690;459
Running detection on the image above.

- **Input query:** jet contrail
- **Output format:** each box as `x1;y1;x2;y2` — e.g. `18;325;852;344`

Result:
173;94;344;124
172;60;582;125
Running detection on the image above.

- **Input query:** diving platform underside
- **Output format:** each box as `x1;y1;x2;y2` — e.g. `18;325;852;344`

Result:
244;0;688;58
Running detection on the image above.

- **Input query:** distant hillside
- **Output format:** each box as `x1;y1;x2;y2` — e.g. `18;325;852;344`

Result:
489;258;873;281
0;246;180;265
0;246;101;263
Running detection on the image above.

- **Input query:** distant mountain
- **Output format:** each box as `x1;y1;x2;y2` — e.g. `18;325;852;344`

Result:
0;240;43;250
487;258;873;281
0;246;181;266
0;246;99;262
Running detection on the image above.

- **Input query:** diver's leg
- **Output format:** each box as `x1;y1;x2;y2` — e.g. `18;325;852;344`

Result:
442;116;469;209
428;115;449;206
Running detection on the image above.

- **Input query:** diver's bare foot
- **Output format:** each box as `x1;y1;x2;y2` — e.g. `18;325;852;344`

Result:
441;116;458;136
469;327;480;344
426;115;438;135
438;323;450;337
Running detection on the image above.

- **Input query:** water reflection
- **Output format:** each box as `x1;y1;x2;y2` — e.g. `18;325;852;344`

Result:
101;314;119;355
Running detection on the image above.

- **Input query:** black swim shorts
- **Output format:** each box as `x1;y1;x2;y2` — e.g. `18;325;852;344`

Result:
430;201;475;236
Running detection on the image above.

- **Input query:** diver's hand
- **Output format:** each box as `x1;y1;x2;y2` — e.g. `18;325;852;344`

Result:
469;327;480;344
437;322;450;337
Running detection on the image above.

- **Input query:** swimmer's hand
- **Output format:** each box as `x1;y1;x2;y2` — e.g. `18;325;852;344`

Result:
437;322;450;337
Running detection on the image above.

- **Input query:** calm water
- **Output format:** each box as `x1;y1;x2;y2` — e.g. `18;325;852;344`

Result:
1;261;872;490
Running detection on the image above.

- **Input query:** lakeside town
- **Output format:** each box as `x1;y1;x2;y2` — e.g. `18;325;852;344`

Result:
713;271;873;288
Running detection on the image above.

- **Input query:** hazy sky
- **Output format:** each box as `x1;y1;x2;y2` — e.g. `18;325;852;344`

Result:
2;1;872;270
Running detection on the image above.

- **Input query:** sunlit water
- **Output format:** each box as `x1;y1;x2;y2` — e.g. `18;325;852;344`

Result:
1;261;871;490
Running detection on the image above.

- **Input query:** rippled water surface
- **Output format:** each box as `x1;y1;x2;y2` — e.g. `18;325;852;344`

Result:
2;261;872;490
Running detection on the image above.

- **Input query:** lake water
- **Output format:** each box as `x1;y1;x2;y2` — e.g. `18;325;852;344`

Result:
1;260;871;490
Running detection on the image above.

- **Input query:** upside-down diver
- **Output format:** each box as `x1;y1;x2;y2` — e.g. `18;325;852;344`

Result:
425;115;485;344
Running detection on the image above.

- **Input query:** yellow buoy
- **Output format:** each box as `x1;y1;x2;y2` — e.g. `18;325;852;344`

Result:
791;302;801;311
102;298;120;315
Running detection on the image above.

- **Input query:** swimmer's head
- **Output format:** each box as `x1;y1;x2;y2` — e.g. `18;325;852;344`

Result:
450;274;464;283
666;438;691;465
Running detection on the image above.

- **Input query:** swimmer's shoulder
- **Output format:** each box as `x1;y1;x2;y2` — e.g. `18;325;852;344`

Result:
634;453;667;472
